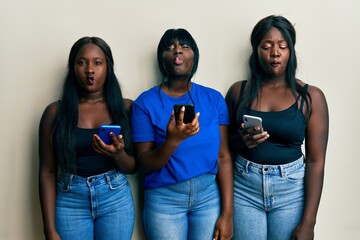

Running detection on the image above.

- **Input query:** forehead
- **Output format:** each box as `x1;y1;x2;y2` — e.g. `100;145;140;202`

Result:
76;43;105;58
261;27;286;41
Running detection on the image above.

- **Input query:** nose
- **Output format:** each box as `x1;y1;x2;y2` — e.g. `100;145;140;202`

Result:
270;46;280;57
173;44;183;54
85;63;94;74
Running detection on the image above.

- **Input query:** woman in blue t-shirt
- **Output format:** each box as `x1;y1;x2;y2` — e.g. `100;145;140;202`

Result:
131;28;233;240
226;15;329;240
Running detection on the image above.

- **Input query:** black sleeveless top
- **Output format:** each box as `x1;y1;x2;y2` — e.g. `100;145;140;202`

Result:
75;127;116;177
239;82;309;165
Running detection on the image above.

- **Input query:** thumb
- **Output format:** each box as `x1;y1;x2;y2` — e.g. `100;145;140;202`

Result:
213;229;219;240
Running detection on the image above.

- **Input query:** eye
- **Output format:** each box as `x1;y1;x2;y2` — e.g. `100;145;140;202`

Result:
260;45;271;50
279;44;288;49
94;60;103;65
77;59;87;66
181;44;191;49
166;45;175;51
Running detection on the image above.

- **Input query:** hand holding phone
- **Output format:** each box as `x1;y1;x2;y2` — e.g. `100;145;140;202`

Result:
243;115;263;135
174;104;195;124
98;125;122;144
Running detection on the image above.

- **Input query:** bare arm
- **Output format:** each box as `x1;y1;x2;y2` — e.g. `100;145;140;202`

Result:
213;126;234;240
292;85;329;239
38;102;61;240
135;108;200;172
225;81;243;153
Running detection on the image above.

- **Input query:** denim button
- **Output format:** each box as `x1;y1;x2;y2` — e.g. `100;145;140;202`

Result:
264;167;268;171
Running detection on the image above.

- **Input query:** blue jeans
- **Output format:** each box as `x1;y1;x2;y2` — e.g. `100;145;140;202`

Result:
143;173;220;240
55;169;135;240
233;155;305;240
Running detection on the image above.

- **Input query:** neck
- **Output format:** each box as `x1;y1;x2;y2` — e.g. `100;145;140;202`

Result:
261;76;287;88
79;91;105;103
162;80;192;97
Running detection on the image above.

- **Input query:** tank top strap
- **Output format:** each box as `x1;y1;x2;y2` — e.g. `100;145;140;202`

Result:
299;84;309;111
239;80;247;98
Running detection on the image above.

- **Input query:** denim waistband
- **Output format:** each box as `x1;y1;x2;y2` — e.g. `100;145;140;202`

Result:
235;154;305;177
58;169;125;186
158;173;217;194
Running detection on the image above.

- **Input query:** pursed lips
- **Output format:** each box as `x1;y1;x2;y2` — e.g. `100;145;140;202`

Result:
86;75;95;85
174;55;184;65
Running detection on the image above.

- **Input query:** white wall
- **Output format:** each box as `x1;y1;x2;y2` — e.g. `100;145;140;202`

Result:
1;0;359;239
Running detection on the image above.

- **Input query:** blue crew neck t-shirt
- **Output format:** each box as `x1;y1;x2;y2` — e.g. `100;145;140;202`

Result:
131;83;229;189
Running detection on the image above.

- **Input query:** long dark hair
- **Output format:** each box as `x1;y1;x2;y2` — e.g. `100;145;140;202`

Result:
157;28;200;107
52;36;132;174
237;15;311;122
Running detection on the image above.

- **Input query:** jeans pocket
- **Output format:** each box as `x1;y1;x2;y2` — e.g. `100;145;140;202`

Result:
57;176;71;192
285;165;305;184
234;162;246;177
108;172;128;190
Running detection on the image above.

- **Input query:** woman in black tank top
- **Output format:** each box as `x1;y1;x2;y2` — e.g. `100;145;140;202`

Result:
39;37;136;240
226;15;329;240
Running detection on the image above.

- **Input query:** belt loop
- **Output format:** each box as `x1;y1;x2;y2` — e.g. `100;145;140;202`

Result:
245;160;250;173
105;172;111;183
279;165;285;178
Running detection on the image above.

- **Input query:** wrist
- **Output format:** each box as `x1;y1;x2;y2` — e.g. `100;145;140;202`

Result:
113;149;127;162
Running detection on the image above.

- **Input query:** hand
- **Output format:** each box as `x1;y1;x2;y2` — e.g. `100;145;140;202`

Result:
213;214;233;240
291;222;315;240
92;132;126;160
166;106;200;143
240;123;269;149
45;231;61;240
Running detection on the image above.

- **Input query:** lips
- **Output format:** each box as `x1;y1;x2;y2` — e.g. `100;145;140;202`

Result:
174;56;184;65
86;76;94;85
271;62;281;67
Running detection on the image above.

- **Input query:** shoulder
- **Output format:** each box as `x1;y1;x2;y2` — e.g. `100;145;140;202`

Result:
296;79;326;101
135;86;159;102
195;83;221;95
225;80;247;102
123;98;133;113
39;101;59;129
42;101;59;118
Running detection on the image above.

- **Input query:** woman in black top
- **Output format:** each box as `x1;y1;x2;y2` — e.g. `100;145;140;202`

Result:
226;15;329;240
39;37;136;240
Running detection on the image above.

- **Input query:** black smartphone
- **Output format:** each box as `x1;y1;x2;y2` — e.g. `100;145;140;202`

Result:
173;104;195;124
98;125;122;144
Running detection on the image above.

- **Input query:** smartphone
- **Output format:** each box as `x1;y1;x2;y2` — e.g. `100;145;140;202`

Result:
243;115;263;135
98;125;122;144
174;104;195;124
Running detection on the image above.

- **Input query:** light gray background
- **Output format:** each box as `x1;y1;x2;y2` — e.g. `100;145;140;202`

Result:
1;0;359;239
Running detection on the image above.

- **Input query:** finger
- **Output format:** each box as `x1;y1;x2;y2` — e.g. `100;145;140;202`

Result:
167;111;176;127
109;132;119;144
213;229;219;240
190;112;200;125
177;106;185;124
92;135;108;154
93;134;105;146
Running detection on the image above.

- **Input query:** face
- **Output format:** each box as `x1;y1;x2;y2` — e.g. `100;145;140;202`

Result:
162;39;194;79
74;43;107;93
257;27;290;78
